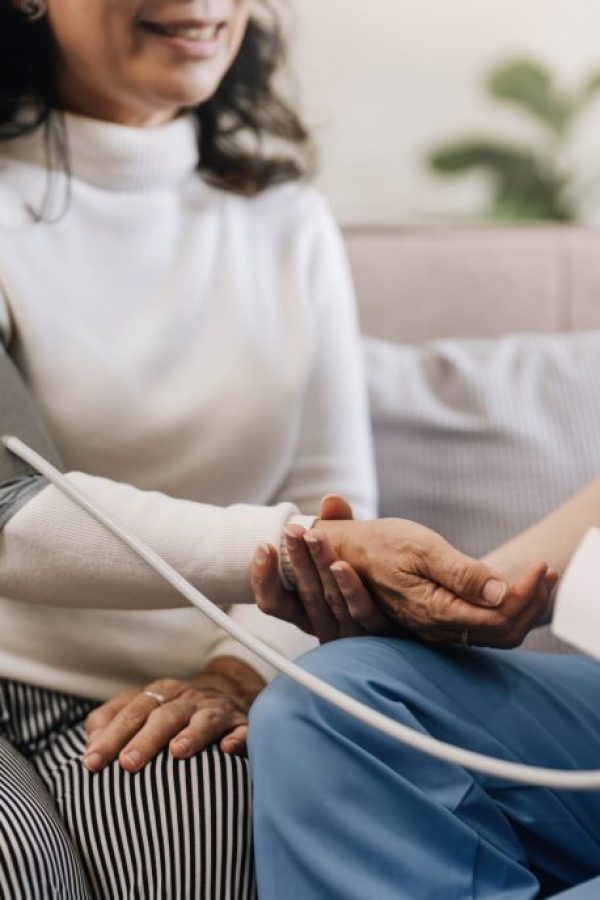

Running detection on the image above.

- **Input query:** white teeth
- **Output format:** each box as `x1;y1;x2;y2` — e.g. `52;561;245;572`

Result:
161;24;218;41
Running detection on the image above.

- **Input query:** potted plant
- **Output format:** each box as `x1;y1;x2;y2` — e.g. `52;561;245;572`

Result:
428;58;600;222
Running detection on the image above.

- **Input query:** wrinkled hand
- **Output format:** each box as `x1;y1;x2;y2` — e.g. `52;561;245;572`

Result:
82;658;264;773
252;500;556;649
319;517;557;648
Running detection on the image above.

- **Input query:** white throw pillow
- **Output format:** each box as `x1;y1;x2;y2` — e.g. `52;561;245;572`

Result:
364;331;600;653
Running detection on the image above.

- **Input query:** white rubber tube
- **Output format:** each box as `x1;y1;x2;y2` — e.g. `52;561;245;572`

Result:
4;434;600;791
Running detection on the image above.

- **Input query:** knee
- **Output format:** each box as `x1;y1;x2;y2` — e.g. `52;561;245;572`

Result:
248;637;418;767
248;666;304;761
249;639;365;737
252;635;424;723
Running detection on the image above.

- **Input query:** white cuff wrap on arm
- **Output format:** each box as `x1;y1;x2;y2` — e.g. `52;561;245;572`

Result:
0;471;300;610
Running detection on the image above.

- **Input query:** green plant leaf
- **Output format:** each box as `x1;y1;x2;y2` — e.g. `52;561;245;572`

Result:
577;69;600;110
429;140;539;174
428;139;575;221
487;58;573;137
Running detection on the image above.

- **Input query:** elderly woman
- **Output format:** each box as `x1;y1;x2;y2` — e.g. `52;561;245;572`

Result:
250;481;600;898
0;1;549;897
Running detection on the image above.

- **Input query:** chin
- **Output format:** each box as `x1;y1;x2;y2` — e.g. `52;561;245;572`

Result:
145;65;227;110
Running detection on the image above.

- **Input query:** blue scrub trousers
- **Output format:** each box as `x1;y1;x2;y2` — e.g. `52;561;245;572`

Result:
248;638;600;899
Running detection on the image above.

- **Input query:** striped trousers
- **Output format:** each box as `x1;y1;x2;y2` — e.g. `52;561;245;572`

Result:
0;678;256;899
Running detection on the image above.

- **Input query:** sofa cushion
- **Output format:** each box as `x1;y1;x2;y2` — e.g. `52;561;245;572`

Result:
364;331;600;652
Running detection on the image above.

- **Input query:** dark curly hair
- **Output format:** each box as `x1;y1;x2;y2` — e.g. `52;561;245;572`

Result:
0;1;315;197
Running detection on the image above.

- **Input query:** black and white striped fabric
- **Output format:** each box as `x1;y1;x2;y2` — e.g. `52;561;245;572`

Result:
0;678;256;899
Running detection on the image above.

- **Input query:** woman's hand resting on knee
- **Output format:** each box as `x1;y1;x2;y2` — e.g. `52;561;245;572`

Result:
251;497;556;648
82;658;265;773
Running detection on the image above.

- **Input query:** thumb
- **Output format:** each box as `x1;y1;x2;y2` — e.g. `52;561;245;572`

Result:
319;494;354;521
426;543;510;609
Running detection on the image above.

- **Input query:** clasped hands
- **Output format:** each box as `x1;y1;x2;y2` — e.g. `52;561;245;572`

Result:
251;494;556;649
83;496;554;775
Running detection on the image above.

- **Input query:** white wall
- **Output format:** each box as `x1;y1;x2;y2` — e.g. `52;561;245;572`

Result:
289;0;600;225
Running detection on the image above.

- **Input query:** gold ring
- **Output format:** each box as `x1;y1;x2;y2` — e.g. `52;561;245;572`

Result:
142;690;166;706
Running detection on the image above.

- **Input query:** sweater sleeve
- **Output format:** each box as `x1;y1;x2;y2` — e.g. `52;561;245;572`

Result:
206;199;377;679
269;197;378;521
0;314;303;613
0;473;300;610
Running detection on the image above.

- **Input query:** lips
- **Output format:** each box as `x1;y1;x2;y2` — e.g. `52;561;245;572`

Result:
139;19;224;42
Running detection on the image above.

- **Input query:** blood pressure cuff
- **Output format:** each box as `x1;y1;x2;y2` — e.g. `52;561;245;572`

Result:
0;343;64;529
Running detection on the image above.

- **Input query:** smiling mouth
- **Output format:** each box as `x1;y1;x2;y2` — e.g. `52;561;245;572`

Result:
138;20;225;42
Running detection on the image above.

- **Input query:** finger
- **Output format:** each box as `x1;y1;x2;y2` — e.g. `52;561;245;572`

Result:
219;724;249;757
495;562;549;627
170;708;246;759
319;494;354;521
456;564;549;648
118;698;200;772
419;584;514;634
84;689;138;737
303;531;364;637
508;563;552;634
510;577;552;646
83;682;183;772
513;561;549;597
330;562;393;633
424;543;511;610
251;544;313;633
285;525;339;643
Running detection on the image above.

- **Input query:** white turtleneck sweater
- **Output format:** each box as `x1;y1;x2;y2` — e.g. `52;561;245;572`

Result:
0;113;377;700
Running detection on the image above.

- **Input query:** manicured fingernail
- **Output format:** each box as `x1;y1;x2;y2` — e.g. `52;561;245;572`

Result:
304;532;321;551
254;544;269;567
82;752;102;772
482;579;507;607
330;563;348;585
122;750;143;770
172;739;192;757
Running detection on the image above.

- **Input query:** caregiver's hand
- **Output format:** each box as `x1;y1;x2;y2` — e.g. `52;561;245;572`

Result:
82;657;265;774
316;517;554;648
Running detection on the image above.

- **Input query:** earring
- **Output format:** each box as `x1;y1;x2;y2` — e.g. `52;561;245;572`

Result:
20;0;47;22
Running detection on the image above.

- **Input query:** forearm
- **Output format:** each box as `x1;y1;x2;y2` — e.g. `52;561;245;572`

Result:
483;479;600;579
0;471;300;609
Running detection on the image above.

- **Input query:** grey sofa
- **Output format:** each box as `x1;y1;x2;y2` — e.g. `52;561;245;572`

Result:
345;225;600;655
346;226;600;343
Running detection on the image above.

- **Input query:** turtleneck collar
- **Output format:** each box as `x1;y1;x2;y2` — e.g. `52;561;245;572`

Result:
4;111;200;193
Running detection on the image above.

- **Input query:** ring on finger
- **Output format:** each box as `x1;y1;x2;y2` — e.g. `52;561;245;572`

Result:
142;690;167;706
